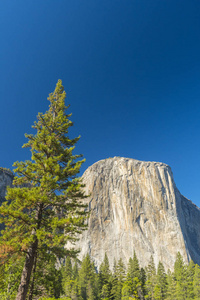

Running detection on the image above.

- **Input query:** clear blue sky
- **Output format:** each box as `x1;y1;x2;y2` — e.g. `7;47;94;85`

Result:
1;0;200;206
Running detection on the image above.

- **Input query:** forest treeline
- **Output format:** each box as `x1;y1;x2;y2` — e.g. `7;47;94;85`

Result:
1;251;200;300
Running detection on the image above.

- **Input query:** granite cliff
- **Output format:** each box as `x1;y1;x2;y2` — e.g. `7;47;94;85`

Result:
0;168;13;205
0;168;13;230
75;157;200;271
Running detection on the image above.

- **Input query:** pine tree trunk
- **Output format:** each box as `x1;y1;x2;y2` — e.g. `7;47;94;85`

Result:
28;253;37;300
16;203;43;300
15;239;38;300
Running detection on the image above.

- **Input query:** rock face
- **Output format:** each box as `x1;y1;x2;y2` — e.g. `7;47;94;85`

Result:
76;157;200;271
0;168;13;205
0;168;13;230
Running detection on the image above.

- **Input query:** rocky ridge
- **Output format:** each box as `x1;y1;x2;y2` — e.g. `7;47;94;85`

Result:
75;157;200;271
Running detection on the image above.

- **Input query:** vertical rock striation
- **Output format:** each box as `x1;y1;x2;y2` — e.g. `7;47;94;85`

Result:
75;157;200;271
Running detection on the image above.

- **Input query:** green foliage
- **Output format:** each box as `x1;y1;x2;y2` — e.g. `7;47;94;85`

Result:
98;253;112;299
0;257;25;299
186;259;195;299
78;254;98;300
173;252;187;300
154;261;167;299
33;254;63;298
145;255;156;299
111;258;126;300
140;267;146;297
166;269;176;300
0;249;200;299
0;79;87;260
38;297;71;300
0;263;5;290
193;264;200;300
61;256;75;298
99;253;111;283
124;252;142;299
0;80;88;298
0;167;13;174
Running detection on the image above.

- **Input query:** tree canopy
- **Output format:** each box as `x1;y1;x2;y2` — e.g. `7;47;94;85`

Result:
0;80;88;300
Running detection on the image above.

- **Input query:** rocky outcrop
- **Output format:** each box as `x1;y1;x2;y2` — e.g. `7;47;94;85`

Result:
0;168;13;204
0;168;13;231
75;157;200;271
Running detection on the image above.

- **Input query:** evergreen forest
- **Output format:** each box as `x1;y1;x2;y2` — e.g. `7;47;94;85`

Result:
1;251;200;300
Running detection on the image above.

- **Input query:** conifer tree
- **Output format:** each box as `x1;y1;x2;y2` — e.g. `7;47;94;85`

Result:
166;269;176;300
173;252;187;300
154;261;167;300
186;260;195;300
99;253;111;283
127;251;140;281
99;253;112;299
127;257;133;279
125;251;143;299
154;283;163;300
111;258;126;300
78;254;97;300
121;283;132;300
72;259;79;280
110;258;118;300
62;256;73;297
123;259;133;299
38;254;63;298
193;264;200;300
132;251;141;280
116;258;126;284
140;267;146;298
0;80;87;300
62;258;80;300
63;256;73;279
145;255;156;300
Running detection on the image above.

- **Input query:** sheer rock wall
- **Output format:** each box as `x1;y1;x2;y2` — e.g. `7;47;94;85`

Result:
0;169;13;230
76;157;200;270
0;169;13;204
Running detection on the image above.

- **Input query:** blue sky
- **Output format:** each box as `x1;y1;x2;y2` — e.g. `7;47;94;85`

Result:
1;0;200;206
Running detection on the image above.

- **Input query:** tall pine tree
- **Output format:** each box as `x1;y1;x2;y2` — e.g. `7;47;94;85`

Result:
125;251;143;299
98;253;112;299
111;258;126;300
0;80;88;300
154;261;167;300
145;255;156;300
78;254;97;300
166;269;176;300
173;252;187;300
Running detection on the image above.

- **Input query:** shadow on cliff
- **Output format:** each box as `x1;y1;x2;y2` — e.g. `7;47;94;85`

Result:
175;188;200;265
